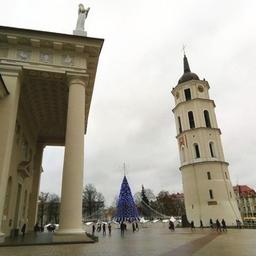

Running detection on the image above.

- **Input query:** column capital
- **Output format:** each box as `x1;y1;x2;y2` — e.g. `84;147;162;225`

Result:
0;64;23;77
66;72;89;88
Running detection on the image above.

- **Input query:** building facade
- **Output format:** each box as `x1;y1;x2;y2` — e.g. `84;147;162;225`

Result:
0;26;103;242
171;55;242;226
234;185;256;220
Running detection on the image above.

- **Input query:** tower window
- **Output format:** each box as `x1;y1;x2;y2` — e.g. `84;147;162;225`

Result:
209;142;215;157
207;171;211;180
194;143;200;158
184;88;191;101
225;172;228;179
204;110;211;128
188;111;195;129
178;116;182;133
209;189;214;199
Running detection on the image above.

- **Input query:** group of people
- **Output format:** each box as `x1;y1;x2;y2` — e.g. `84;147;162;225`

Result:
188;219;227;232
92;221;140;237
92;222;112;236
209;218;227;232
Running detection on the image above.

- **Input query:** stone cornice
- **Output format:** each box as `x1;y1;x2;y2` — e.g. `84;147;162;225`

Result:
171;79;210;95
0;26;104;52
176;127;222;138
172;98;216;112
180;160;229;170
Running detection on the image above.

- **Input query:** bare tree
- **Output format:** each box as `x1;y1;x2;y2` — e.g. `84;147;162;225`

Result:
82;184;105;220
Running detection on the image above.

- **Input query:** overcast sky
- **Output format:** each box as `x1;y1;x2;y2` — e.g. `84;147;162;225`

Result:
1;0;256;206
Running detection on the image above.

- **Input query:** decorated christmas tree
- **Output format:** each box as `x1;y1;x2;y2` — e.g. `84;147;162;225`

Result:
115;175;140;222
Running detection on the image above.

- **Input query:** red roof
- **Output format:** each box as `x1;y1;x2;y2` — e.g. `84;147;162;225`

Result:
233;185;256;196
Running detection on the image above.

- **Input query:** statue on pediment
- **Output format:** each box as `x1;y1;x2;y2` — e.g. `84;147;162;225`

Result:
76;4;90;31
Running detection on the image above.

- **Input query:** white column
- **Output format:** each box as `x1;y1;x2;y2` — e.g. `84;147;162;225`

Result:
0;65;22;242
57;73;88;235
27;144;44;231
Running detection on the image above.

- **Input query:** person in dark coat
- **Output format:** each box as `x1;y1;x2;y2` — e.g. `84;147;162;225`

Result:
221;219;227;232
108;223;112;235
21;223;26;236
200;220;203;229
102;223;106;236
169;221;175;231
34;223;40;233
190;221;195;231
135;222;139;231
132;222;136;232
120;222;125;236
216;219;221;232
209;218;214;230
92;223;95;236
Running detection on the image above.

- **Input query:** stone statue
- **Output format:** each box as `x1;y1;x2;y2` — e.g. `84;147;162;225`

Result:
76;4;90;31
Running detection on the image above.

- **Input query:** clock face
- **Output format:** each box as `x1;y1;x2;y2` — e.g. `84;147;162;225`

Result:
176;91;180;99
198;85;204;92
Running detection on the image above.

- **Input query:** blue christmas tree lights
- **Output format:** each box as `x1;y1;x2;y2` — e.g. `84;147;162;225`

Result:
115;176;140;222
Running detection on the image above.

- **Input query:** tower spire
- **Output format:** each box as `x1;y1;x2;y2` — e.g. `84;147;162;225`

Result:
183;54;191;73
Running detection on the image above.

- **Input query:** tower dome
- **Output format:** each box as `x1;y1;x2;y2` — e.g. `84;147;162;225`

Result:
178;55;199;84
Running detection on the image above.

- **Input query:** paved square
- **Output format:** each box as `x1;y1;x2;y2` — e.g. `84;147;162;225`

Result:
0;224;255;256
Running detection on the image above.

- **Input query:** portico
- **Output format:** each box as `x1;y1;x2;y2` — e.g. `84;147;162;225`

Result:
0;26;103;242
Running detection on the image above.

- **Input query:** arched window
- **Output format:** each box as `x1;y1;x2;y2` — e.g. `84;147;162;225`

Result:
209;142;215;157
204;110;211;128
188;111;195;129
178;116;182;133
184;88;191;101
194;143;200;158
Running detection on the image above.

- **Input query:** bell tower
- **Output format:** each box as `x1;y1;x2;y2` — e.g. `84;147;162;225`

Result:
171;55;242;226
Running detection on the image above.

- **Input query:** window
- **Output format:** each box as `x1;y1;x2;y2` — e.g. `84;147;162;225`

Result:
204;110;211;128
209;142;215;157
178;116;182;133
188;111;195;129
207;171;211;180
184;88;191;101
194;143;200;158
209;189;214;199
225;172;228;179
230;192;232;198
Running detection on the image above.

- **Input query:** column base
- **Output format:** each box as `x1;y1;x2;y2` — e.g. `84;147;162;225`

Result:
53;229;94;243
0;232;5;243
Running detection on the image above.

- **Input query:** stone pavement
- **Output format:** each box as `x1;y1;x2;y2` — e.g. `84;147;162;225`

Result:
0;224;255;256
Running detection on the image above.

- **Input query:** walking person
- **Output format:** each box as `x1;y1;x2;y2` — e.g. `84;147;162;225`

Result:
200;220;203;229
169;221;175;232
216;219;222;232
209;218;214;230
120;222;125;236
132;222;136;232
190;220;195;231
108;222;112;235
221;219;227;232
135;222;139;231
102;223;106;236
34;222;40;234
21;223;26;237
92;223;95;236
